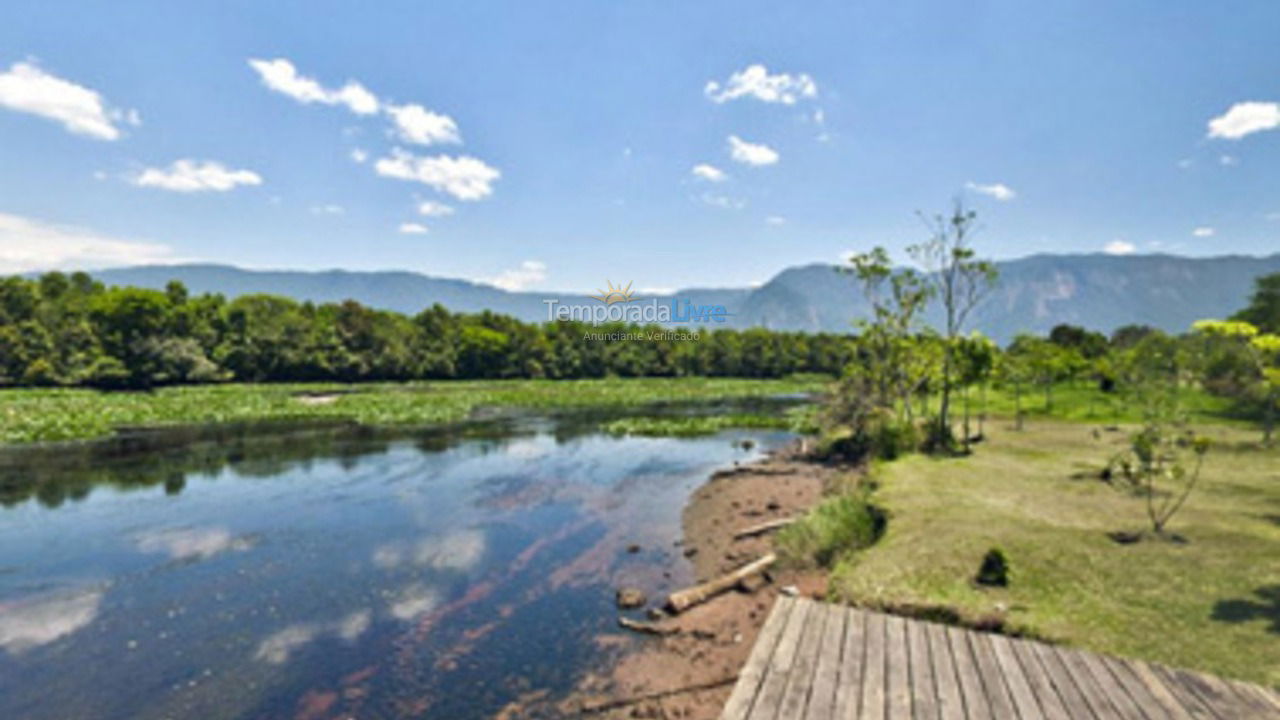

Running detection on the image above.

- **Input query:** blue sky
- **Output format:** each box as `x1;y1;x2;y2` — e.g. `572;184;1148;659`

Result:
0;1;1277;292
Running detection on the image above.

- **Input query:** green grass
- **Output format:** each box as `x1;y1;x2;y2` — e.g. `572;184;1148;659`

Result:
961;381;1239;425
777;490;885;568
0;376;828;445
831;419;1280;687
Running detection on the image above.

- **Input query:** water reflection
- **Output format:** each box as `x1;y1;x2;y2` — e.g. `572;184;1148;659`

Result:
0;404;797;720
0;585;105;654
135;526;255;561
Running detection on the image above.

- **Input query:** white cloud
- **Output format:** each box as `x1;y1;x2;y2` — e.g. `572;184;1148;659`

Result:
640;287;675;295
253;610;371;665
705;64;817;105
1176;158;1193;169
374;148;500;201
727;135;779;166
247;58;379;115
1219;154;1238;166
0;587;104;654
417;200;454;217
766;215;786;226
1104;239;1136;255
386;103;460;145
135;526;253;561
350;148;368;164
1191;226;1215;238
0;212;175;273
398;222;428;235
389;584;440;621
484;260;546;291
1207;101;1280;140
699;192;746;210
691;163;728;182
310;204;344;215
965;181;1017;202
133;159;262;193
0;60;135;140
254;624;317;664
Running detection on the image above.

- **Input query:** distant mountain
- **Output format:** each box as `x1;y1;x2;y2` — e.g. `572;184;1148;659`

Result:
92;253;1280;344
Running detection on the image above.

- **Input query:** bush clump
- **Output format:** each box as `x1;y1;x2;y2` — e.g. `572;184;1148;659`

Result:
777;491;886;568
974;547;1009;587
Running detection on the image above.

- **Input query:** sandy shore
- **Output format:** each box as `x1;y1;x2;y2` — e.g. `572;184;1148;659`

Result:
553;442;851;719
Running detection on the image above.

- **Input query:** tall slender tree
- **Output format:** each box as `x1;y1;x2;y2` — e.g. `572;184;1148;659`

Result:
908;200;998;446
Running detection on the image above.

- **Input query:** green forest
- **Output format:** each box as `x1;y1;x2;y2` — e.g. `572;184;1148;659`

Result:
0;272;857;387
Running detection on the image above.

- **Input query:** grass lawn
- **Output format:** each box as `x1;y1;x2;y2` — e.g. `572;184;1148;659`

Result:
0;375;827;445
832;417;1280;687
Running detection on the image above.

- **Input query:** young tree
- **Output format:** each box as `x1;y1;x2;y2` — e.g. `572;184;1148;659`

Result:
840;247;933;420
908;200;998;447
953;332;997;445
1193;319;1280;444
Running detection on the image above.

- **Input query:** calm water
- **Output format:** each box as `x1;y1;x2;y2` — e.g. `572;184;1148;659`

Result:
0;415;793;720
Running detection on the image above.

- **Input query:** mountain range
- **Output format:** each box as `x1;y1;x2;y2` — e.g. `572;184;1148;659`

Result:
91;253;1280;344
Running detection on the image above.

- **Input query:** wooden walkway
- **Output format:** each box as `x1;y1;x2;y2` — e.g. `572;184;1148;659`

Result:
721;597;1280;719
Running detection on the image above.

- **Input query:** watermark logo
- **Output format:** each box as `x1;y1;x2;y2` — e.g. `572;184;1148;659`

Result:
544;280;733;325
590;280;636;305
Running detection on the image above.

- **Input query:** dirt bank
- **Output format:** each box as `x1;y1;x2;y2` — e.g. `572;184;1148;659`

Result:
552;442;851;719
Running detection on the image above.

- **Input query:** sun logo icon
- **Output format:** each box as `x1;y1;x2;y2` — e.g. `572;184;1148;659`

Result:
591;280;637;305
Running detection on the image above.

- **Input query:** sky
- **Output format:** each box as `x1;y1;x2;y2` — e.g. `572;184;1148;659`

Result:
0;0;1277;293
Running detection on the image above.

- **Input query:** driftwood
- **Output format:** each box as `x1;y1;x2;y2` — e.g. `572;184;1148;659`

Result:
617;616;678;636
665;553;777;614
732;517;796;540
579;675;739;714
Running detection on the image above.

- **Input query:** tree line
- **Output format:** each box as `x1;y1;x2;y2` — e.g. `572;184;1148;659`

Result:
0;271;858;388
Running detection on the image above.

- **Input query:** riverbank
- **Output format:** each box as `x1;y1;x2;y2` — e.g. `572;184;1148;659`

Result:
0;377;827;445
547;442;853;719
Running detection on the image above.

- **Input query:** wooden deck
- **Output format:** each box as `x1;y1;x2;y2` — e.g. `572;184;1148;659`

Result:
721;597;1280;719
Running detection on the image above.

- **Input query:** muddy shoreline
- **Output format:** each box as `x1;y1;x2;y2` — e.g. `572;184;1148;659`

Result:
550;441;852;719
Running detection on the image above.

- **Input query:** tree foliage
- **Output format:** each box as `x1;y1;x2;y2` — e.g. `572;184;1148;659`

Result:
0;273;856;389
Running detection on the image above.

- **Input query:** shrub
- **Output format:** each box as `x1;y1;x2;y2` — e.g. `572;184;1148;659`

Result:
974;548;1009;586
867;412;920;460
777;492;885;568
920;414;959;454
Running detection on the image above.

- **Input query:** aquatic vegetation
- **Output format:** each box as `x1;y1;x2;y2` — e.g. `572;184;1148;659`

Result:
0;376;826;445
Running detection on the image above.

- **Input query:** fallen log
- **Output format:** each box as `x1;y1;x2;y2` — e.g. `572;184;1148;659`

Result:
665;552;777;614
732;517;796;540
617;616;678;636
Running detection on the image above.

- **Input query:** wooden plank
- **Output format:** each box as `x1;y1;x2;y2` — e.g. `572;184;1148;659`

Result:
1050;644;1124;719
804;604;847;720
945;625;993;719
906;619;938;720
1183;668;1276;719
1026;641;1098;720
1151;664;1224;720
1228;680;1280;716
1125;660;1200;720
924;623;965;720
1007;638;1071;720
926;622;962;717
832;607;867;720
967;632;1017;718
987;634;1046;720
721;596;796;720
885;615;912;718
746;598;813;720
1102;655;1180;720
1074;645;1148;719
779;598;830;719
860;611;888;720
